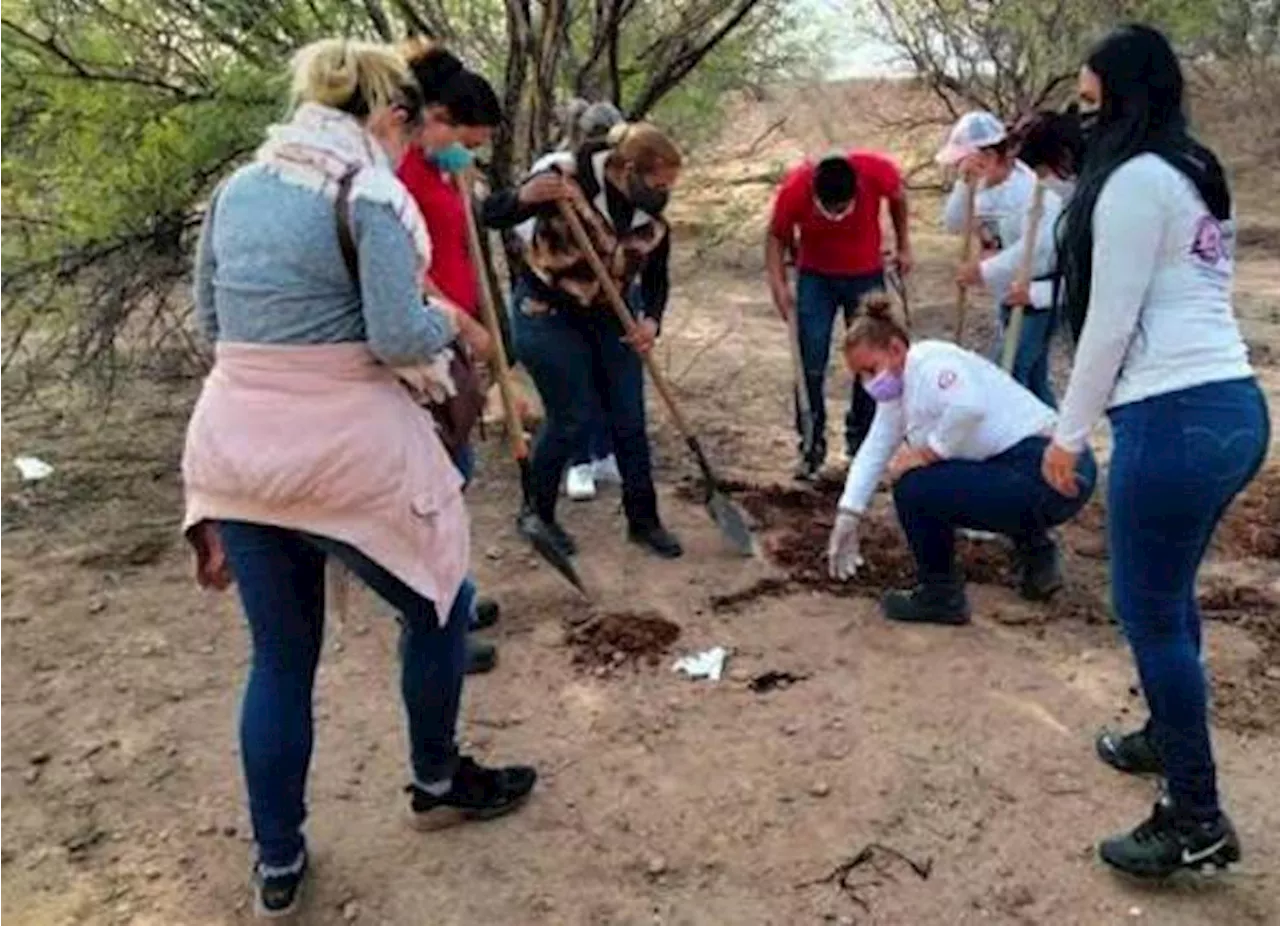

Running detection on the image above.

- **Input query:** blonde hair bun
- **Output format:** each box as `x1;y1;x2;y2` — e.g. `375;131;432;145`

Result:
290;38;411;116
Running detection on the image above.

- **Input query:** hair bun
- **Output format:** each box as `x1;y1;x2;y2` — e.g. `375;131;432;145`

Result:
401;38;463;88
861;291;895;320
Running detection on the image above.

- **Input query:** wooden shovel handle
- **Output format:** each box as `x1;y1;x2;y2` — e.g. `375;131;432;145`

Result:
458;170;528;460
1000;181;1047;373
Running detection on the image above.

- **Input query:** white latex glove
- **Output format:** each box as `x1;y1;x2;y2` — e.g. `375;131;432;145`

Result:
827;510;864;581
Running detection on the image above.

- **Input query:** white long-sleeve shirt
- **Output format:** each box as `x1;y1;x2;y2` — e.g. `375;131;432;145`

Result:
1052;154;1253;452
978;186;1063;310
943;162;1038;253
839;340;1057;512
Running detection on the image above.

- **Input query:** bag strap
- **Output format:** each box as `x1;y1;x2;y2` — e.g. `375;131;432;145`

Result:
334;167;360;285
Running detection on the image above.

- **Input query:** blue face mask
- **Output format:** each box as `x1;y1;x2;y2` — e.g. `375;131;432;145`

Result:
429;142;473;175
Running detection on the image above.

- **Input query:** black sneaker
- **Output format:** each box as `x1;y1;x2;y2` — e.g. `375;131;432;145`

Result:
473;598;500;631
517;510;578;557
1014;542;1063;601
407;757;537;829
628;523;684;559
882;583;971;626
1096;725;1164;776
1099;799;1241;878
465;637;497;675
253;850;308;919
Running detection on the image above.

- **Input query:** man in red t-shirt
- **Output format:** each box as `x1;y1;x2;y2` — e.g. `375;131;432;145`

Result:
766;151;911;479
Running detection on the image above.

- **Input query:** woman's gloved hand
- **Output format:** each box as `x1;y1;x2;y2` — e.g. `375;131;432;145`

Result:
827;510;864;581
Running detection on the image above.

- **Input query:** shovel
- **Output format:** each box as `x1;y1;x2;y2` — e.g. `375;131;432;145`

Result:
954;179;979;346
555;201;756;557
786;301;815;467
458;172;588;596
1000;180;1047;374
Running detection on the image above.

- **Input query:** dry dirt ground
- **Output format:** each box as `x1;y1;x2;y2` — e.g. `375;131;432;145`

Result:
5;85;1280;926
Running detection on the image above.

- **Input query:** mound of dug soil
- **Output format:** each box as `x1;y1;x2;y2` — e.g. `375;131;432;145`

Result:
567;610;682;669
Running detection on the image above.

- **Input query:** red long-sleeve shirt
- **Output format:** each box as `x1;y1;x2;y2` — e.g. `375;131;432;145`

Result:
396;146;478;316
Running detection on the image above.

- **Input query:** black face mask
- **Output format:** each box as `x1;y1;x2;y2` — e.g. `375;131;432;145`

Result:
628;173;670;215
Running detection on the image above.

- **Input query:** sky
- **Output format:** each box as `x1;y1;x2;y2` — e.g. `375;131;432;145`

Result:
798;0;912;78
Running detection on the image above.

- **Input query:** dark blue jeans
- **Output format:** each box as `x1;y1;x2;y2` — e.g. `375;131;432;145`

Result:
572;386;614;467
892;436;1097;583
218;521;468;868
1107;377;1269;818
451;444;479;628
997;304;1057;408
796;270;884;462
512;281;658;527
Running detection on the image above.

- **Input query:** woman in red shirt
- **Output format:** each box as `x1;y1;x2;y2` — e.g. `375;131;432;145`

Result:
397;44;504;673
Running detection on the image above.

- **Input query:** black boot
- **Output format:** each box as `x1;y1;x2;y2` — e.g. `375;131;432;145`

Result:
881;579;971;626
628;521;684;559
407;757;537;828
1099;799;1240;878
465;637;497;675
1096;722;1164;776
1014;541;1063;601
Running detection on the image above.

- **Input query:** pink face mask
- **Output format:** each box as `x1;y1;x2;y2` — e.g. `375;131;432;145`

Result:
864;369;904;403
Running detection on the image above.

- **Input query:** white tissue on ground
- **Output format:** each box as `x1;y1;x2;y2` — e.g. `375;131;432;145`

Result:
14;456;54;482
672;646;728;681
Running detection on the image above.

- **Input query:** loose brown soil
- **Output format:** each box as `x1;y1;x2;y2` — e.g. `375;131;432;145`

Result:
566;610;682;670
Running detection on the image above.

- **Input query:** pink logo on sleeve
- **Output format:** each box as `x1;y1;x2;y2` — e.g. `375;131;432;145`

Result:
1190;215;1225;265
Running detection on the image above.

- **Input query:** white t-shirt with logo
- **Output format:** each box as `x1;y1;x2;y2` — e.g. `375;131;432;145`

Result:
1052;154;1253;452
838;340;1057;513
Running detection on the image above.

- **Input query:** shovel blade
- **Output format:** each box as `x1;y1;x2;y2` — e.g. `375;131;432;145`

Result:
707;490;756;557
519;511;590;597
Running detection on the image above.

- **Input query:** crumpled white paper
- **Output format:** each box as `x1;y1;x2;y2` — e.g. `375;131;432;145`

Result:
672;646;728;681
13;456;54;482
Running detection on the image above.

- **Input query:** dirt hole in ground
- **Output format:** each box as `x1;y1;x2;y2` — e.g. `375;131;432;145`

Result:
567;610;682;670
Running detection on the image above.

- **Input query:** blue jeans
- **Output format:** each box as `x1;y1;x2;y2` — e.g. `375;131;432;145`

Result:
796;270;885;462
572;388;614;467
1107;377;1269;818
512;281;659;527
218;521;468;867
893;436;1097;583
997;304;1057;408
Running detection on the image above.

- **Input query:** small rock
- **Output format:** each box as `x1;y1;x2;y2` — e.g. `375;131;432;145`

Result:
23;767;41;785
342;900;360;922
611;650;626;665
646;855;668;877
145;865;163;881
222;826;238;838
484;546;504;561
728;667;752;683
1264;666;1280;681
781;723;801;737
1128;907;1143;918
594;665;610;678
196;823;216;837
838;916;855;926
88;599;108;615
809;781;831;798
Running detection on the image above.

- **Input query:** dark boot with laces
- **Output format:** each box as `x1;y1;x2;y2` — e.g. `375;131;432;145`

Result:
1100;798;1240;878
881;578;971;626
1014;541;1063;601
407;756;537;829
628;521;684;559
1096;722;1164;776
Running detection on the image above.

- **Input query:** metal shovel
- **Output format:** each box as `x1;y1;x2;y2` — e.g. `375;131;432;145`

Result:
556;201;755;556
459;173;588;596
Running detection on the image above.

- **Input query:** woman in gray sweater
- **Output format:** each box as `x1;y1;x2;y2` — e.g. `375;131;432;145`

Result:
185;39;535;917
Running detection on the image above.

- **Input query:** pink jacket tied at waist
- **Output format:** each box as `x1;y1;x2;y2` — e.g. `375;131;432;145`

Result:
182;342;469;622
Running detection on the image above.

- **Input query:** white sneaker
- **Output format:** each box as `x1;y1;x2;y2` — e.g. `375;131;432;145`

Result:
592;454;622;486
959;528;1001;543
566;464;597;501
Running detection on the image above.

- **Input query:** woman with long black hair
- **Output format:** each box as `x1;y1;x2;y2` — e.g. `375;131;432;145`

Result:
1042;24;1269;877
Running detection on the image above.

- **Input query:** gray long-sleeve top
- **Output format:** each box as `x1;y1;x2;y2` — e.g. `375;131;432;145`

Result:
194;163;455;365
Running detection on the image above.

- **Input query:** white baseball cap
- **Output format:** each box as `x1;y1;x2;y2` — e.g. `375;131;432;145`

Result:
935;111;1008;166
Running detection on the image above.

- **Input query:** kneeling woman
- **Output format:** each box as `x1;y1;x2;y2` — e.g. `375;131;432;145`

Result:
826;296;1096;624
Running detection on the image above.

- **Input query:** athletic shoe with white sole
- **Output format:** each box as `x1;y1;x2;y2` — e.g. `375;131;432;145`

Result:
565;464;597;501
407;756;537;829
592;454;623;485
1099;798;1240;878
958;528;1001;543
253;850;308;919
